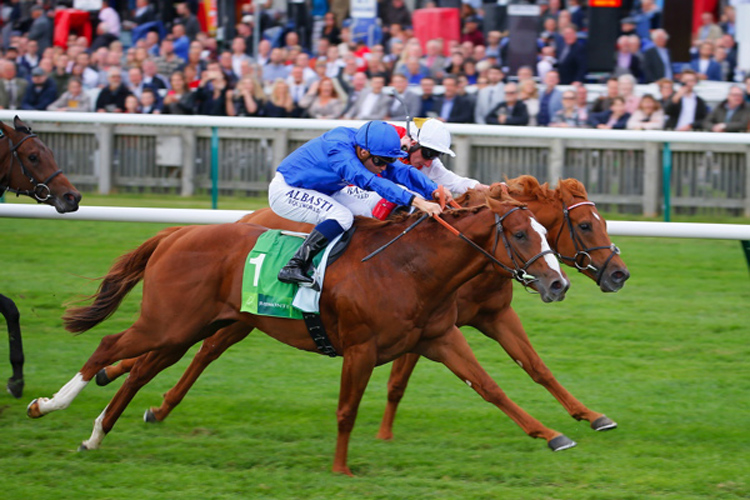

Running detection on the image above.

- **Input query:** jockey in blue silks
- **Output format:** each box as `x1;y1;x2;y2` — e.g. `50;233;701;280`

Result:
269;120;444;288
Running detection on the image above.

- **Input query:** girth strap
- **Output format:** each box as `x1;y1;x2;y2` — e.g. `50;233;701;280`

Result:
302;312;338;357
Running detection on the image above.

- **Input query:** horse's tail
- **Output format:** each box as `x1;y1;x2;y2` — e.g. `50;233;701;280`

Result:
63;226;184;333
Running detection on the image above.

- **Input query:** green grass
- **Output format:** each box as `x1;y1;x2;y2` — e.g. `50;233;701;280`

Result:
1;195;749;499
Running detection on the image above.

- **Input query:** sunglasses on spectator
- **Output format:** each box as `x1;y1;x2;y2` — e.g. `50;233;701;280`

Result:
421;147;442;160
371;156;396;167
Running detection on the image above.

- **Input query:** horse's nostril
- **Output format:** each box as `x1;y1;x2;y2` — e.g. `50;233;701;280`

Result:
612;270;629;283
550;280;563;291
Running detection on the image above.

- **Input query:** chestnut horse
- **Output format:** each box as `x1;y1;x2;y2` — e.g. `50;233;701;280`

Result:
1;116;82;398
27;196;571;474
99;176;629;434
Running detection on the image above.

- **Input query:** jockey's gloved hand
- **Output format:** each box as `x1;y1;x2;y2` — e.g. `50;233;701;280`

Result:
432;188;454;205
412;197;443;217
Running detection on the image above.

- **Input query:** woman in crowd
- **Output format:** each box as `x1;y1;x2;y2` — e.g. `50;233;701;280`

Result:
226;75;266;117
47;77;92;112
550;89;586;127
163;71;195;114
299;77;344;119
518;78;540;126
263;78;295;117
626;94;665;130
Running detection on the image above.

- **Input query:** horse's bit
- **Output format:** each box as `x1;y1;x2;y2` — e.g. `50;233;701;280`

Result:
554;201;620;286
1;132;62;202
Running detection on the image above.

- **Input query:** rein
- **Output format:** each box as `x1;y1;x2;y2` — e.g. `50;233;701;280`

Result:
365;205;555;288
0;132;63;202
553;200;620;285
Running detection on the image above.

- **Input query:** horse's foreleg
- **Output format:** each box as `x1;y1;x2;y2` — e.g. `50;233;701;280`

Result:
334;343;378;476
81;347;189;451
418;326;576;451
96;358;137;386
473;307;616;431
146;323;251;423
28;323;167;418
376;353;421;440
0;294;24;398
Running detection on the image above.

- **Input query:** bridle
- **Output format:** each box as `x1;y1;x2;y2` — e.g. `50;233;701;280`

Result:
0;130;62;202
459;206;557;288
553;200;620;286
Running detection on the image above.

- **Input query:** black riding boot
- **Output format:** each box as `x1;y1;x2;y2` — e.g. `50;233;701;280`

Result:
277;229;329;288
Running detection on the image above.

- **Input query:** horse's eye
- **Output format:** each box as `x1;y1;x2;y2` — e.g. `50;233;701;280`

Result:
28;154;38;162
514;231;525;240
578;222;591;231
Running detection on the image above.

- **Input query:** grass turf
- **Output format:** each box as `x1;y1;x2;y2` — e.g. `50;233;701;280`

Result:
0;195;748;499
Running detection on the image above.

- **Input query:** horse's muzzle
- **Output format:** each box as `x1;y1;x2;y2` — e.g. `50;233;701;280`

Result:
538;275;570;303
599;266;630;293
51;190;82;213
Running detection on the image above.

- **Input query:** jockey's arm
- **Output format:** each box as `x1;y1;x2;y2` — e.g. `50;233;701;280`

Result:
381;162;438;202
424;158;489;195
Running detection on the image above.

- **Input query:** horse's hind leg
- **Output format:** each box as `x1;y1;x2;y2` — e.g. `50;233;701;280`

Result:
80;346;190;451
376;353;421;440
0;294;24;398
474;307;616;431
145;322;252;423
27;321;171;418
418;326;576;452
96;358;137;387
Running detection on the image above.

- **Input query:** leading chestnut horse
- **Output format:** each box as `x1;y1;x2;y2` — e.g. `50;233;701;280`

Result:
1;116;82;398
99;176;629;434
28;195;571;475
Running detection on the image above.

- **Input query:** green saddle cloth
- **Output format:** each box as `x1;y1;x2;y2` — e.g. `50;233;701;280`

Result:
241;230;325;319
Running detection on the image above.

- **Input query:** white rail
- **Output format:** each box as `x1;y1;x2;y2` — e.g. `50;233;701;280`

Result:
3;110;750;145
1;204;748;240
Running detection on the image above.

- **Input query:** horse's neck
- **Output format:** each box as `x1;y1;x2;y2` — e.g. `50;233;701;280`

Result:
385;210;496;297
0;142;9;187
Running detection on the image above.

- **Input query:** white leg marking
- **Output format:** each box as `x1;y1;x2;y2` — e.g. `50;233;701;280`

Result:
81;406;108;450
36;373;89;415
530;219;564;275
516;359;524;369
465;379;472;388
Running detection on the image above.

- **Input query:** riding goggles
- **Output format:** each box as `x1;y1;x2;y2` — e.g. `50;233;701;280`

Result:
421;147;442;160
372;156;396;167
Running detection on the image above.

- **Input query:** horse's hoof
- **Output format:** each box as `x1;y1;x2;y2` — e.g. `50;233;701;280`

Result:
95;368;112;387
27;398;44;419
78;443;88;452
143;408;159;423
548;434;577;452
591;415;618;431
7;378;24;399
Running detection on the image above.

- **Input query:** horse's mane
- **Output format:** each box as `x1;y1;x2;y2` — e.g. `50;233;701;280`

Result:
354;192;523;230
505;175;589;203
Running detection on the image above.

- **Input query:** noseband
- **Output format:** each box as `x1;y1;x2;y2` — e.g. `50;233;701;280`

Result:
554;201;620;285
1;132;63;202
461;206;556;288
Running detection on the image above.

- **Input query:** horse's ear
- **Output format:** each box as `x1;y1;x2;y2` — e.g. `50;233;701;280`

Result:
558;178;589;200
13;116;32;135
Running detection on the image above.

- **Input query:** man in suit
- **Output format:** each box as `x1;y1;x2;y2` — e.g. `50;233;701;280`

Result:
536;69;563;126
690;41;722;81
0;60;29;110
556;27;587;85
643;29;673;83
343;75;391;120
434;76;474;124
474;66;505;125
614;35;643;81
486;82;529;126
26;6;52;54
21;67;57;111
386;73;420;121
420;39;446;81
664;69;708;131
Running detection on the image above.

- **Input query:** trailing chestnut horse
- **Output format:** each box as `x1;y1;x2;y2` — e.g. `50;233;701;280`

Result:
1;116;82;398
27;196;571;474
100;176;629;433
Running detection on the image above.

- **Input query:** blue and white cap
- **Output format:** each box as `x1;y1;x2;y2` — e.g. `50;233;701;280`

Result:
354;121;408;159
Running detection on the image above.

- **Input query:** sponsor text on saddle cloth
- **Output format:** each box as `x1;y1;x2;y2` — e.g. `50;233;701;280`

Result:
241;230;342;318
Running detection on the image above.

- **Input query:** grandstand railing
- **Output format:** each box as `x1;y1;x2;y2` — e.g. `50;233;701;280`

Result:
2;110;748;217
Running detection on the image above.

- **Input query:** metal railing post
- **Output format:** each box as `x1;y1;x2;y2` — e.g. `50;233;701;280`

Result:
643;141;660;217
181;128;196;197
211;127;219;209
662;141;672;222
96;124;114;194
548;138;564;185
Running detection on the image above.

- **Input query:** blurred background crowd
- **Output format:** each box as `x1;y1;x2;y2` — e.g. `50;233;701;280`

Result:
1;0;749;132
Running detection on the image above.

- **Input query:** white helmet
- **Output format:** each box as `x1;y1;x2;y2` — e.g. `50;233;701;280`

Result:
407;118;456;158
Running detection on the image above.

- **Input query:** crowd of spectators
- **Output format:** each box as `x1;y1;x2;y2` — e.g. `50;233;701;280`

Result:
1;0;749;133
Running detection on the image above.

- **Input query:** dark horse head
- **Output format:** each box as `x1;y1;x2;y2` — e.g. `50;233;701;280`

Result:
0;116;81;213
